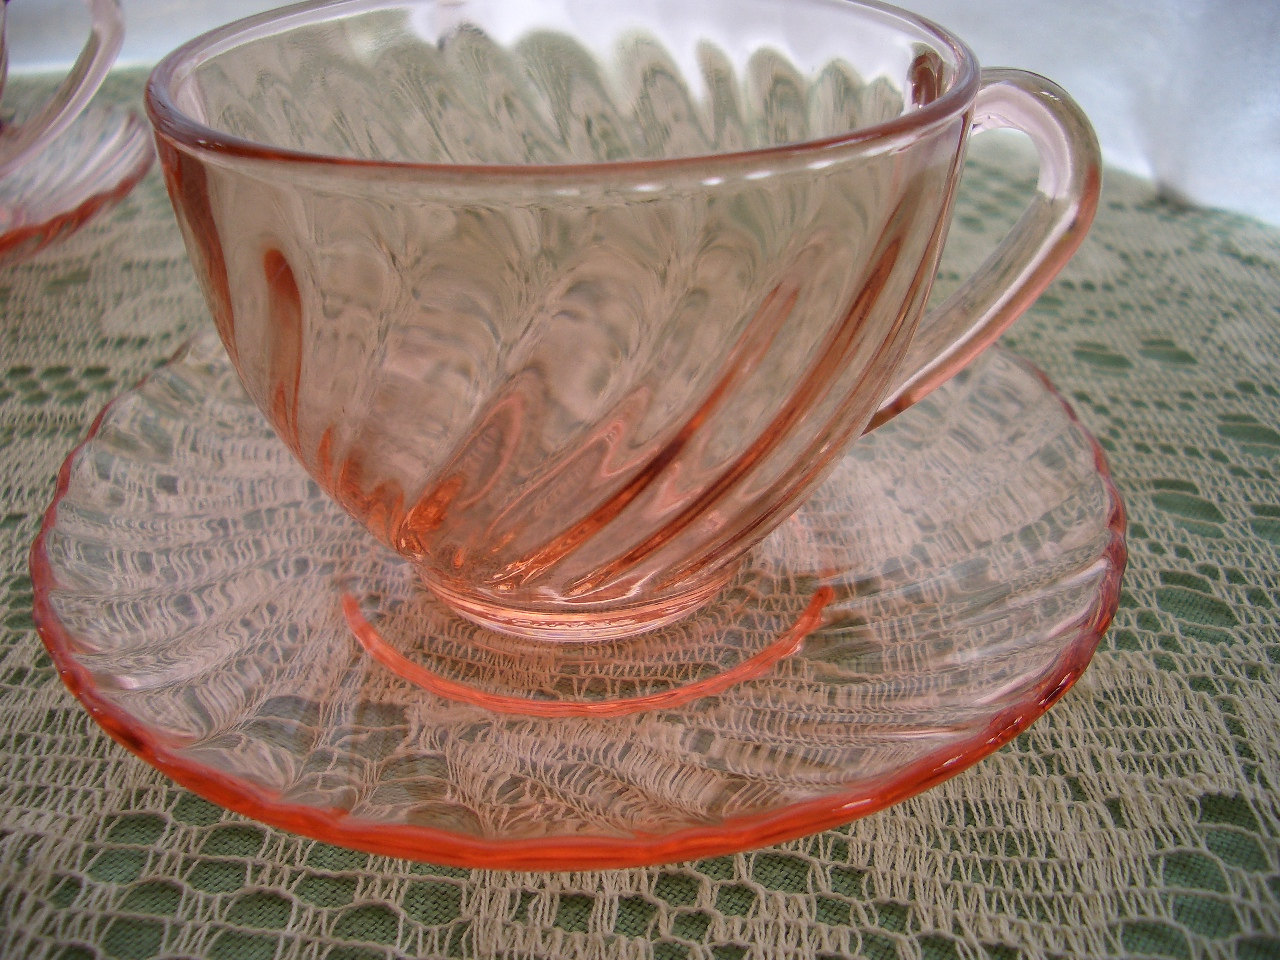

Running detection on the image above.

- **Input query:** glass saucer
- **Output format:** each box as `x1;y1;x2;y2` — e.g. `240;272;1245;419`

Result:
0;104;153;260
32;330;1125;870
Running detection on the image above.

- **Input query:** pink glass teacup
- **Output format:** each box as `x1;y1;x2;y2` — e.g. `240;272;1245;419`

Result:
146;0;1100;641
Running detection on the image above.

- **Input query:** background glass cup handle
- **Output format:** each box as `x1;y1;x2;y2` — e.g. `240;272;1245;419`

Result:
0;0;124;178
870;68;1102;430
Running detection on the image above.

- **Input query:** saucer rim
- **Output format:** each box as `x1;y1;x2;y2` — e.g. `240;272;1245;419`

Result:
29;335;1127;870
0;105;155;260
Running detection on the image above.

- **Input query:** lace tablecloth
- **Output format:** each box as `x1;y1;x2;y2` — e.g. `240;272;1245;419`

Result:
2;69;1277;960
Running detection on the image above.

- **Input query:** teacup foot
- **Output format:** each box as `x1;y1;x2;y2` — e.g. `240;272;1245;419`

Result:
336;547;829;717
342;585;831;717
421;570;739;643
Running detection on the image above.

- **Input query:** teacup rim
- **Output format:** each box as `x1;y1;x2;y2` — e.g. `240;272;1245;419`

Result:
145;0;981;179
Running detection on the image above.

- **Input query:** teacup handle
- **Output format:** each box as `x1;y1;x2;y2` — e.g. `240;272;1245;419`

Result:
0;0;124;178
870;68;1101;430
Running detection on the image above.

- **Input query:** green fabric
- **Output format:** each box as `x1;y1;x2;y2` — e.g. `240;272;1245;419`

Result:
2;68;1278;960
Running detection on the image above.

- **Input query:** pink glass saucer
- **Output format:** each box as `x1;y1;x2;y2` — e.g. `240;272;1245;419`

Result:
31;330;1125;870
0;105;153;260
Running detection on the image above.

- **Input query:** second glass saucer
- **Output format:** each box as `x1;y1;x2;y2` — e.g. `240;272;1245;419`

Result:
32;330;1124;869
0;104;152;259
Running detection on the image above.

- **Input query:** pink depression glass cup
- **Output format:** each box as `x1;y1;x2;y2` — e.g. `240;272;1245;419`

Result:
0;0;125;177
146;0;1100;641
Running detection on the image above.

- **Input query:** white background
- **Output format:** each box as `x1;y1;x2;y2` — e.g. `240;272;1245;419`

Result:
9;0;1279;224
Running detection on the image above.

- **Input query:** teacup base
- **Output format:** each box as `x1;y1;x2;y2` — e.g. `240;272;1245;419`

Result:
339;547;828;717
421;569;739;643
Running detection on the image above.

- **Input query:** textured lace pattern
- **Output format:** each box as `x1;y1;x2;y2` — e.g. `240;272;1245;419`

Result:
3;69;1279;959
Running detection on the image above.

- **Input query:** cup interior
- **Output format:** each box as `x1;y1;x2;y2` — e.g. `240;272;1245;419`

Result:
0;4;12;100
151;0;975;167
